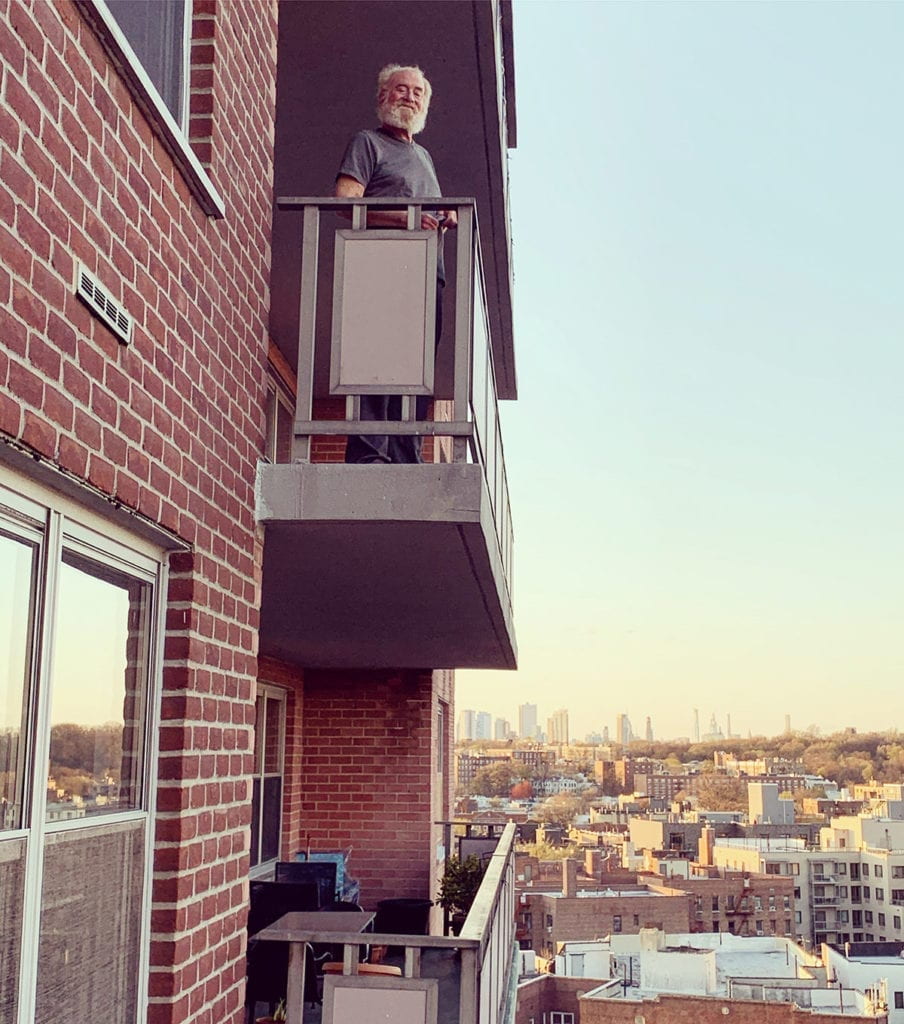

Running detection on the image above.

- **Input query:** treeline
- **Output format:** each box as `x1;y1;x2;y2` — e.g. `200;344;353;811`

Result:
457;730;904;790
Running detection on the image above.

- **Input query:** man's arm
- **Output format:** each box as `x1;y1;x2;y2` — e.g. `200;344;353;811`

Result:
335;174;445;230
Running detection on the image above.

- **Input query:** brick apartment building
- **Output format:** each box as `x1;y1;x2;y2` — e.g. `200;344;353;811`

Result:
518;862;694;958
0;1;517;1022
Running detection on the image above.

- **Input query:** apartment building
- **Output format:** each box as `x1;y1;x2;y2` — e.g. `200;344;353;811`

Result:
712;815;904;951
1;2;518;1022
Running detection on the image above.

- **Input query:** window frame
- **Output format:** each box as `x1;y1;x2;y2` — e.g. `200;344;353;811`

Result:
0;470;169;1024
75;0;225;218
249;683;287;874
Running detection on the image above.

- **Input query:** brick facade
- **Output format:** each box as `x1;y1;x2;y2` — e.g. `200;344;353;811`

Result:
299;668;453;918
522;887;694;957
1;2;277;1022
579;992;879;1024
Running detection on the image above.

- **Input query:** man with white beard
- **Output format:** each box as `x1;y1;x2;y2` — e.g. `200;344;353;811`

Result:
336;64;455;464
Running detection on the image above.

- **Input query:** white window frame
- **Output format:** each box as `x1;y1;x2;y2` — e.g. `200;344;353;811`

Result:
1;468;169;1024
249;683;287;875
76;0;224;217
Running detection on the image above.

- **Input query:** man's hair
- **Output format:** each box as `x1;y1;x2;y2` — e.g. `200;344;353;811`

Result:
376;64;432;106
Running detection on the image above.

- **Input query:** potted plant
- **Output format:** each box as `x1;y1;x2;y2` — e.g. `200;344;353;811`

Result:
255;998;286;1024
437;855;486;934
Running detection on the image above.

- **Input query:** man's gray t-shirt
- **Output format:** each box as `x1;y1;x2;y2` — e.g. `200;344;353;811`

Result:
338;127;445;281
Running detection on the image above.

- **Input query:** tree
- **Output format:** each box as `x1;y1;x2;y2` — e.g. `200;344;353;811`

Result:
469;760;526;797
535;793;583;828
694;775;748;811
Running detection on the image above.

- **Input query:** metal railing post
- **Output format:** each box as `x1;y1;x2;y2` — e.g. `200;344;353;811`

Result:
292;203;320;462
452;204;474;464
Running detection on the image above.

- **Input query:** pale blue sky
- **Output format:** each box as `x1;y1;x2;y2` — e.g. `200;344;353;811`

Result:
457;0;904;741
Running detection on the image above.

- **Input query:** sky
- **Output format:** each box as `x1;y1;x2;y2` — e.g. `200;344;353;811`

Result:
456;0;904;743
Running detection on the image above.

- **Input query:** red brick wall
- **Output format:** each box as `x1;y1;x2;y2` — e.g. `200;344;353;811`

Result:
516;975;607;1024
0;2;277;1022
300;668;446;912
526;891;693;956
579;992;878;1024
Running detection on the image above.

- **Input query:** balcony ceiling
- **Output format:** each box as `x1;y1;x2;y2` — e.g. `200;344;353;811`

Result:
271;0;517;399
257;464;516;670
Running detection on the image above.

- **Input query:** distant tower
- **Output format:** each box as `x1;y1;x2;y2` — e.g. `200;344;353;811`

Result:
784;714;791;735
645;716;653;742
615;713;632;748
726;713;732;738
475;711;492;740
547;708;569;744
602;726;610;742
518;702;538;740
693;708;700;743
457;709;476;742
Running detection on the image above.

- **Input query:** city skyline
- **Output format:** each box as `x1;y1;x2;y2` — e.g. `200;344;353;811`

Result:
457;0;904;739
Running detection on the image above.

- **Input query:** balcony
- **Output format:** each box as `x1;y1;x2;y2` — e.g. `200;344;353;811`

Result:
256;823;518;1024
257;198;515;670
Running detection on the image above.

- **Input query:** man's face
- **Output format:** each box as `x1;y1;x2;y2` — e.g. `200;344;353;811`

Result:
379;70;428;134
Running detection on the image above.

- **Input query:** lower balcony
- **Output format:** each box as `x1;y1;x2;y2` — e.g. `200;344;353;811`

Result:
250;823;519;1024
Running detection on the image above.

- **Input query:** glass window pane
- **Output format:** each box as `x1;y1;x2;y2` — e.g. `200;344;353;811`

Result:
264;697;282;774
105;0;186;122
261;776;282;863
47;552;152;821
35;820;145;1023
0;530;37;832
0;837;26;1020
250;776;261;869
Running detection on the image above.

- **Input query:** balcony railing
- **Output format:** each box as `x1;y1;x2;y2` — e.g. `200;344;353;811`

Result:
275;196;513;592
258;822;518;1024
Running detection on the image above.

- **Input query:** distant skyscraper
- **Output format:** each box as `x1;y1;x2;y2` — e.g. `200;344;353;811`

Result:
475;711;492;740
457;709;476;742
645;716;653;742
602;726;609;742
494;717;510;741
693;708;700;743
547;708;569;744
726;713;732;738
784;714;791;735
518;702;538;740
615;713;632;747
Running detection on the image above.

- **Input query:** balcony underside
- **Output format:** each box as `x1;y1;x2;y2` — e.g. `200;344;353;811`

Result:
257;463;516;670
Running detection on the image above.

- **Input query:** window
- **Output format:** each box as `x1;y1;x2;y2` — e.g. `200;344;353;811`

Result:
865;911;874;924
264;372;295;464
755;920;764;934
894;992;904;1010
633;915;639;926
250;686;286;869
892;889;904;903
895;916;901;930
838;911;849;923
892;866;904;879
877;888;885;902
754;896;762;911
783;895;791;909
712;896;719;911
613;915;622;933
551;1014;575;1024
850;864;860;880
852;911;862;927
104;0;190;125
836;863;847;875
879;913;886;926
863;864;870;877
791;863;800;875
863;887;871;900
851;886;861;903
836;886;847;898
875;865;884;878
766;862;780;875
0;474;165;1024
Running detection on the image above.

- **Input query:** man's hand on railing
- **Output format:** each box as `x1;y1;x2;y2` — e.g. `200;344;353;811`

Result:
335;174;455;231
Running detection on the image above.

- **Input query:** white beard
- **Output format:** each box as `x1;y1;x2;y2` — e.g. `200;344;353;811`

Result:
379;99;428;136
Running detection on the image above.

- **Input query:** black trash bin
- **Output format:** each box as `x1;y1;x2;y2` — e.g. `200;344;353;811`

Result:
374;897;432;936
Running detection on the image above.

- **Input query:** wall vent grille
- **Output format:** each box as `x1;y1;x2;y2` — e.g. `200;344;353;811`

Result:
75;263;133;345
